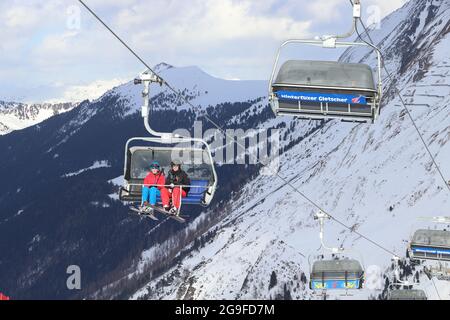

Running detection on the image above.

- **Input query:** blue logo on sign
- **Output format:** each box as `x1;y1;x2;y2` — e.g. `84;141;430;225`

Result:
276;91;367;105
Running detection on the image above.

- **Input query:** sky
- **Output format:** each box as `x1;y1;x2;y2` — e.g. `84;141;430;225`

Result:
0;0;409;103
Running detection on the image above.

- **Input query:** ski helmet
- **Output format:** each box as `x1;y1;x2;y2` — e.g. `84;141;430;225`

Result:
150;161;161;170
170;159;182;167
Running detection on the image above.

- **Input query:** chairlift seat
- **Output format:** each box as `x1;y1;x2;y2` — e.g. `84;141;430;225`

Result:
409;229;450;261
310;259;364;290
270;60;379;122
156;179;208;204
119;179;209;205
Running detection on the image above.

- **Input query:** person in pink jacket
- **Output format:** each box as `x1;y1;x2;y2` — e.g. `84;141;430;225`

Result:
141;161;170;211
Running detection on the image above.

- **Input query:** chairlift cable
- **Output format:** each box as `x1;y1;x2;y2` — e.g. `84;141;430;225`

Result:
430;277;442;300
78;0;162;83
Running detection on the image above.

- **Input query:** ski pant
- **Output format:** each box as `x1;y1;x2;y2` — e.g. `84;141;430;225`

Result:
171;187;187;209
142;186;170;206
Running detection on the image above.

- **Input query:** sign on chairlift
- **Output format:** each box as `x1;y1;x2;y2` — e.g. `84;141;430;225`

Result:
276;91;368;105
413;247;450;255
311;279;360;290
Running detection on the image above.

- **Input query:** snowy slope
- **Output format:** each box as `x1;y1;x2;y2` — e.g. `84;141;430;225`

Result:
0;101;77;135
129;0;450;300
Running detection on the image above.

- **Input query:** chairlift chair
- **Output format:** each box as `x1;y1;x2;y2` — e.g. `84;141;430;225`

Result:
309;211;365;291
119;141;217;206
408;229;450;262
268;0;382;123
119;70;218;208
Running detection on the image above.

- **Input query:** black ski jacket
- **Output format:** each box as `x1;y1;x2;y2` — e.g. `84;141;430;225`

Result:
167;169;191;194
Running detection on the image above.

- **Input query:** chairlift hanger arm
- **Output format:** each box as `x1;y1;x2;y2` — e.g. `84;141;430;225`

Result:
315;211;344;254
288;0;361;44
136;70;188;140
317;0;360;43
331;0;361;40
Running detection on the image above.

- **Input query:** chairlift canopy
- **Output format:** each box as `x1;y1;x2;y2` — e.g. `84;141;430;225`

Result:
273;60;376;91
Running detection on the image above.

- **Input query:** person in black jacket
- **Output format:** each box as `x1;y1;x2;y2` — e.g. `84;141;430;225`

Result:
167;160;190;214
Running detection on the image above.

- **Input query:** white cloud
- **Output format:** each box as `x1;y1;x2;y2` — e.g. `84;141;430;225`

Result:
304;0;344;22
116;0;312;45
4;6;39;28
0;0;409;103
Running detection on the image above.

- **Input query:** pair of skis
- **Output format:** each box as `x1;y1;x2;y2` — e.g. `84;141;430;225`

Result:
129;205;187;223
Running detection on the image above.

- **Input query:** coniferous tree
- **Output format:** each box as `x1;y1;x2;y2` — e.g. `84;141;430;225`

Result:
283;283;292;300
300;272;307;284
269;271;277;290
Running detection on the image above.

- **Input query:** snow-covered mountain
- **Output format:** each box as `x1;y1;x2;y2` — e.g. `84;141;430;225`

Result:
0;101;78;135
124;0;450;300
110;62;267;116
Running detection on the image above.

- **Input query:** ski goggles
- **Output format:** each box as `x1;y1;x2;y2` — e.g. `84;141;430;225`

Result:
150;163;160;170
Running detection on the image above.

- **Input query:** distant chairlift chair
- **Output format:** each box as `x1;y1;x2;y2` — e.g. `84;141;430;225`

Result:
310;259;364;290
119;70;218;210
407;217;450;280
408;229;450;262
309;211;365;291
